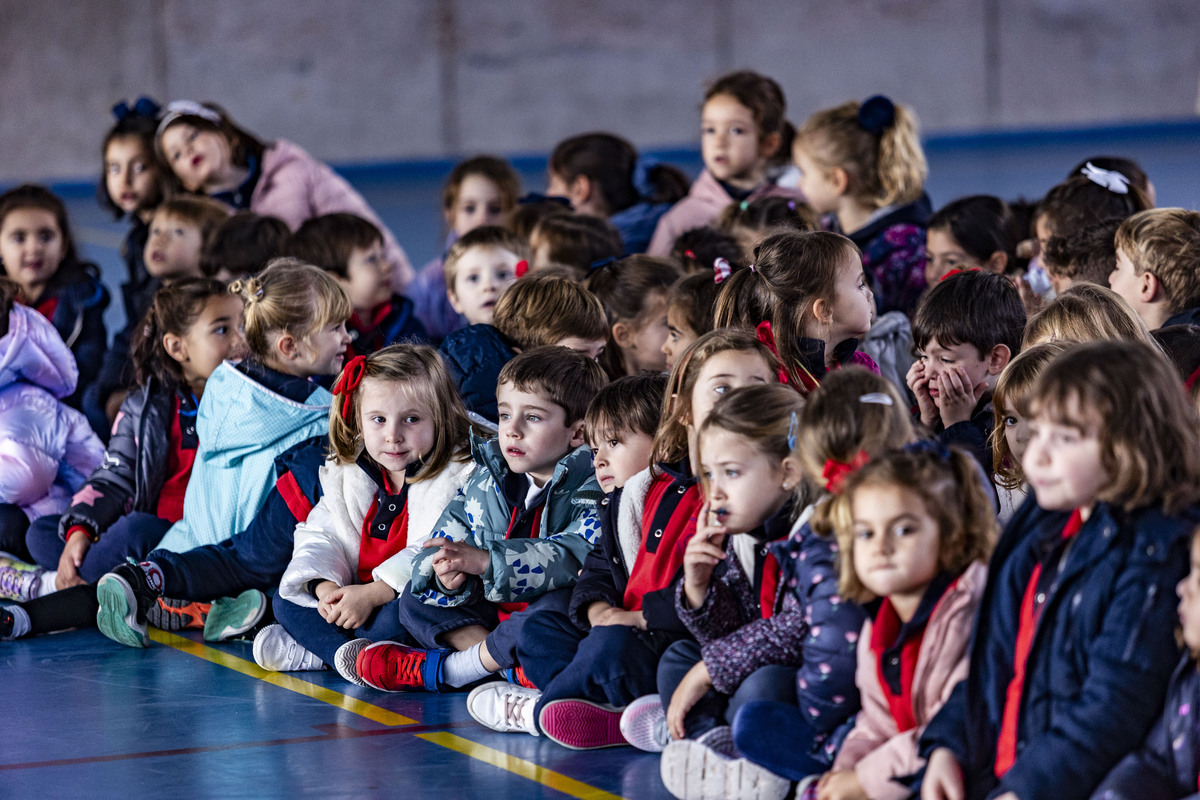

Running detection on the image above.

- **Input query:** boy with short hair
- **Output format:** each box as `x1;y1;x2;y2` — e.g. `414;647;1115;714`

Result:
443;225;527;326
354;346;608;692
584;372;666;494
906;269;1026;474
1109;208;1200;330
200;211;291;281
289;212;426;353
439;271;609;424
143;195;230;280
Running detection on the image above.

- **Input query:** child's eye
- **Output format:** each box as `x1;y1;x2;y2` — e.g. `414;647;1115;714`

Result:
404;415;420;424
370;415;385;424
526;414;541;423
730;126;747;135
498;413;510;421
462;203;477;215
497;269;513;280
214;325;228;335
590;447;599;457
607;439;620;448
1004;415;1018;428
487;203;503;216
713;384;730;394
724;468;739;478
465;274;480;283
701;126;715;135
855;528;873;541
895;525;916;537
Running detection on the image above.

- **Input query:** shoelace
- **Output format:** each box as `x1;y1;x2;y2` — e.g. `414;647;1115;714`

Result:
504;693;533;729
388;650;425;688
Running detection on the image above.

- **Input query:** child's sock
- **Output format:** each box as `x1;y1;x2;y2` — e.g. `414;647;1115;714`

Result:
138;561;166;595
33;571;57;599
442;643;492;687
1;605;30;639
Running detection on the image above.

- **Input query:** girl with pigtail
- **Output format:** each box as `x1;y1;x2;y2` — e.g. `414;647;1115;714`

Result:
655;368;917;800
258;344;476;682
794;95;932;316
713;230;879;394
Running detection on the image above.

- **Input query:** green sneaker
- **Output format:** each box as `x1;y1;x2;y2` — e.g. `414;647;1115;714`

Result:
96;562;156;648
203;589;268;642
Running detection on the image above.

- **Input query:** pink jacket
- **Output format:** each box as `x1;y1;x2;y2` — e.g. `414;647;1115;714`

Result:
251;139;414;289
646;169;803;256
832;561;988;800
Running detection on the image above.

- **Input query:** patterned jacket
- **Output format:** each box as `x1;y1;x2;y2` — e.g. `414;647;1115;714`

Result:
410;433;603;607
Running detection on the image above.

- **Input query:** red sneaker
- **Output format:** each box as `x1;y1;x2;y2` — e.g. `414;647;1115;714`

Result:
355;641;449;692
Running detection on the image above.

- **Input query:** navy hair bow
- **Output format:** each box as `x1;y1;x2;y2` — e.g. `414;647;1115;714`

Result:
112;96;161;122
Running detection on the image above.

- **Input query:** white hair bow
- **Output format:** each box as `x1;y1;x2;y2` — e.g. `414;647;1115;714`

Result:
1080;162;1130;195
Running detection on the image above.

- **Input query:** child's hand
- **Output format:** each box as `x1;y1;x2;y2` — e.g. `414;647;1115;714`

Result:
816;770;868;800
934;366;985;428
56;530;92;590
666;661;712;740
320;581;394;630
921;748;965;800
591;607;647;629
425;537;490;576
683;501;727;609
906;360;939;428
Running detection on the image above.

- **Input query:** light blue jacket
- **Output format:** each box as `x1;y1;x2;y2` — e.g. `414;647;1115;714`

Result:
155;361;331;552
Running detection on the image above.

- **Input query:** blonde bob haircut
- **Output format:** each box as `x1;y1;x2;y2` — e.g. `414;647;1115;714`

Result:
1028;339;1200;514
1115;208;1200;313
830;445;996;604
651;327;782;472
1022;282;1155;349
229;257;351;360
327;344;472;481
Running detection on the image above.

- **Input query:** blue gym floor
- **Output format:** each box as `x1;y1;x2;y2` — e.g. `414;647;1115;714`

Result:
3;120;1199;799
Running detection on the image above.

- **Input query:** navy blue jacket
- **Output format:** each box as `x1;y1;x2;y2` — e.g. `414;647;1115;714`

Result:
1091;654;1200;800
40;262;110;414
920;497;1196;800
437;323;517;425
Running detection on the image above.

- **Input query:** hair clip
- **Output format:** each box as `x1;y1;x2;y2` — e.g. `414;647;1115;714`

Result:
589;256;616;272
739;200;751;211
786;200;796;211
858;392;893;406
857;95;896;136
939;267;981;283
713;257;732;284
786;410;798;450
748;262;757;273
904;439;952;461
822;450;869;494
331;355;368;420
113;96;161;122
683;249;698;262
514;259;529;278
1080;162;1130;195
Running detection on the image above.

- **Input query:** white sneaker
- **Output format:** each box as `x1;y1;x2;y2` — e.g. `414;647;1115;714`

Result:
333;638;372;686
660;739;790;800
620;694;669;752
252;624;325;672
466;682;541;736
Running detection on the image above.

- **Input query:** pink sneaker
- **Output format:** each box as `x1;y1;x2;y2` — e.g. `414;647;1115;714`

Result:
538;698;626;750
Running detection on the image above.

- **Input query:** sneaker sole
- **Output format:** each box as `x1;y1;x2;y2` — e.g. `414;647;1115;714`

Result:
620;695;668;752
96;574;149;648
147;598;211;632
204;590;267;642
334;639;372;687
539;699;626;750
660;741;790;800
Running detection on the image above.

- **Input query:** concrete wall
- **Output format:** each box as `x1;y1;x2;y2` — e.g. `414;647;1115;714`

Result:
1;0;1198;182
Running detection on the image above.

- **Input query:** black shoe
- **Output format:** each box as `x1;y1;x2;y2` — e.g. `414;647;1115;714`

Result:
96;562;158;648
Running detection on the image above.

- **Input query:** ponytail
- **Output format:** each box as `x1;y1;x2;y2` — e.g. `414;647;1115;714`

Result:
131;277;231;390
229;257;351;361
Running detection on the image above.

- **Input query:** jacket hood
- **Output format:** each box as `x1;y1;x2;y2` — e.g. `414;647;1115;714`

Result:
197;361;331;467
0;304;78;398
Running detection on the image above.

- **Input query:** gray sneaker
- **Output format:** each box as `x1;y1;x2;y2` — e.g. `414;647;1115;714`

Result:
620;694;669;752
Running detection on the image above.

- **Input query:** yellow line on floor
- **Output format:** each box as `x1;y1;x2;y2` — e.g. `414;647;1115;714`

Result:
416;732;625;800
149;629;417;727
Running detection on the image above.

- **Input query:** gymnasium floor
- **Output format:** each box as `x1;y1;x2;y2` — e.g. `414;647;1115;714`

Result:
2;120;1199;799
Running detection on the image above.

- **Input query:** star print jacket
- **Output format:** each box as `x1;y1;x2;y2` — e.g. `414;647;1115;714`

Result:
410;432;604;607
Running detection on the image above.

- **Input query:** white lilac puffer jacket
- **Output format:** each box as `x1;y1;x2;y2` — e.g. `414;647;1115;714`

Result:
279;457;475;606
0;304;105;520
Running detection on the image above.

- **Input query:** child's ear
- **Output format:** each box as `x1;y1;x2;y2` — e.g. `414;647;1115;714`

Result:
759;131;783;161
162;333;187;364
447;289;464;315
779;454;803;492
828;166;850;197
986;343;1012;376
275;332;300;361
811;297;833;326
568;419;587;448
984;251;1009;274
611;321;635;350
568;175;593;209
1142;271;1164;304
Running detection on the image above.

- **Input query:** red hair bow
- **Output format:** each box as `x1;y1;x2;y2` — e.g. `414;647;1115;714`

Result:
755;321;790;386
332;355;368;420
713;257;732;284
514;259;529;278
822;450;870;494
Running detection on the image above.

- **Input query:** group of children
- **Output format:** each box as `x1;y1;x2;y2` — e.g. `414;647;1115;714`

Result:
3;70;1200;800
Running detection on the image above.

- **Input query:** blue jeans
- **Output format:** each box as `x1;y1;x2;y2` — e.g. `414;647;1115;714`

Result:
26;512;171;583
397;587;571;670
273;592;411;666
657;639;799;739
731;700;829;781
517;608;682;731
149;490;297;600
